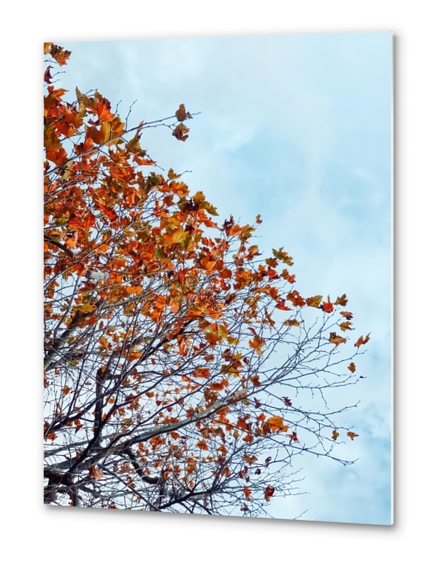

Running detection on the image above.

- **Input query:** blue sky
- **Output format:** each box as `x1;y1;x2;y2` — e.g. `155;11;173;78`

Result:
58;32;392;525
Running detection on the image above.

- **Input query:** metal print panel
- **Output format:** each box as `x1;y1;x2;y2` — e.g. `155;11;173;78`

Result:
43;32;393;525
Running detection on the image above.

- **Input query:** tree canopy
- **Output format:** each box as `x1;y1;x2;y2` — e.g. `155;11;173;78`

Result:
43;43;368;515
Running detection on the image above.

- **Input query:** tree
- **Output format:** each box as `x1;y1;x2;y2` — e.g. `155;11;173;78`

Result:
43;43;369;515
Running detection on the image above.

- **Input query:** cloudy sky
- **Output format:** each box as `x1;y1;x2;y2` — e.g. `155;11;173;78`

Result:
58;32;392;525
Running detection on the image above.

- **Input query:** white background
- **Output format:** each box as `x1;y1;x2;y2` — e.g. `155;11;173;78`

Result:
1;0;431;559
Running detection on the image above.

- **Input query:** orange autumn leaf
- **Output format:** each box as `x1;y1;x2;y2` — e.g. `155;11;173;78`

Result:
218;444;228;456
250;375;261;387
126;286;143;294
288;432;299;443
266;416;288;433
281;270;296;283
249;335;265;355
46;148;68;166
347;431;359;441
49;43;71;66
321;296;334;313
97;243;110;253
175;104;187;122
286;290;306;307
334;294;348;306
193;368;210;379
96;97;115;123
348;362;356;373
332;429;339;441
283;319;300;327
243;454;258;465
264;485;275;502
210;381;225;391
88;122;111;145
88;464;104;481
196;440;208;450
172;123;189;141
329;332;347;346
127;352;142;362
340;311;353;320
340;322;353;332
355;333;371;348
243;486;252;500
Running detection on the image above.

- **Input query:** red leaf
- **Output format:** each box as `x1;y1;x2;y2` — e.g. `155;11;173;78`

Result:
321;295;334;313
264;486;275;502
196;439;208;451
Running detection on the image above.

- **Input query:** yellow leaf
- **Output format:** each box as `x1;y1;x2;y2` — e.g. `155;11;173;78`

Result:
193;191;206;204
44;125;62;151
101;121;111;144
168;168;181;180
172;227;188;244
77;303;95;313
329;332;347;346
306;295;322;308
